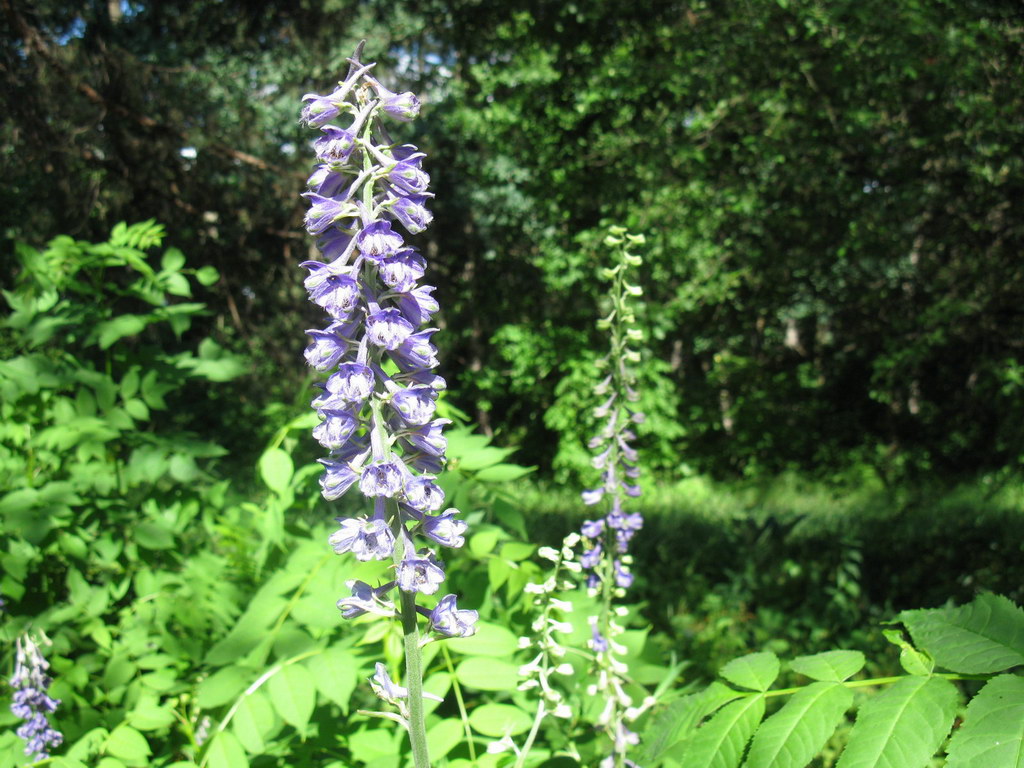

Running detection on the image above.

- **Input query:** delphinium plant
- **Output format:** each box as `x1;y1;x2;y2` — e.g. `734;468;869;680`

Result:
10;632;63;762
299;45;476;767
578;227;654;768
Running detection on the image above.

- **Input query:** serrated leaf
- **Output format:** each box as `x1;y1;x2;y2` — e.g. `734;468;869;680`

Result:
640;682;743;764
721;652;781;692
455;657;520;691
945;674;1024;768
205;731;248;768
899;594;1024;674
743;682;852;768
836;675;959;768
678;694;766;768
790;651;866;682
268;663;316;730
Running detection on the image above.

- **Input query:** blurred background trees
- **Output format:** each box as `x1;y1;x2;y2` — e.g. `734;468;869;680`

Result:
3;0;1022;484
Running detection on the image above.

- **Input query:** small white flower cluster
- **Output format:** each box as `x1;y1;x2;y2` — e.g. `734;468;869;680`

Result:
516;532;581;720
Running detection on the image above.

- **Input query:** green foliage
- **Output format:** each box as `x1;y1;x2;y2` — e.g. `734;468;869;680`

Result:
643;593;1024;768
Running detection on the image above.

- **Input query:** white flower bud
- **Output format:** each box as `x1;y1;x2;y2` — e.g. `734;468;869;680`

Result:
537;546;560;561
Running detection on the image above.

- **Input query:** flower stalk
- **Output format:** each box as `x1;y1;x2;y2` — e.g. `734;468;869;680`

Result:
299;44;477;768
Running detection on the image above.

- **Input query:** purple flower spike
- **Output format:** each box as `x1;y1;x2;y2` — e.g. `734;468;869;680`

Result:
429;594;479;638
367;308;415;350
397;548;446;594
10;635;63;761
421;508;467;548
329;516;396;561
357;220;404;262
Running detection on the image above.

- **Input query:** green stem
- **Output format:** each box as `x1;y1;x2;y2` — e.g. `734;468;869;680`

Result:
399;588;431;768
441;643;476;762
514;701;547;768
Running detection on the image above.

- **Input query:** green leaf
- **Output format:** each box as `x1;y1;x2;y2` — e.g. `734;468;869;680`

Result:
789;651;866;682
268;663;316;731
161;247;186;271
743;682;852;768
205;731;248;768
899;594;1024;674
259;448;294;495
232;690;277;754
455;445;517;470
455;657;520;691
469;528;501;557
95;315;150;349
135;520;175;550
426;718;465;760
103;725;151;766
640;682;743;764
720;652;781;692
446;621;519;657
197;666;252;709
196;265;220;286
679;694;766;768
945;674;1024;768
469;703;533;737
836;675;959;768
307;648;359;713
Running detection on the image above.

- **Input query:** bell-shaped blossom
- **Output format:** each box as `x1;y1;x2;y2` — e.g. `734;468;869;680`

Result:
303;193;351;235
357;220;404;261
421;508;466;548
312;409;359;449
388;157;430;194
359;461;404;498
403;418;450;457
380;249;427;292
397;286;439;327
366;308;415;350
329;515;396;561
337;580;396;619
368;80;421;121
397;548;446;595
389;193;433;234
304;329;347;371
390;387;437;425
429;594;479;638
314;125;358;165
404;476;445;513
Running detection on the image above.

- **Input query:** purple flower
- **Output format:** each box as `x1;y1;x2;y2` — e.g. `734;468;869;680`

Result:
307;165;347;196
367;308;415;350
388;157;430;194
337;580;396;618
582;488;605;506
305;271;360;319
590;625;609;654
397;286;440;327
329;516;396;561
614;560;634;588
300;92;343;127
324;362;375;406
357;220;404;262
314;125;357;165
403;419;450;457
581;519;605;539
421;508;467;548
397;549;446;594
389;194;434;234
319;456;361;500
404;476;445;513
304;328;347;371
369;80;421;121
379;249;427;293
391;387;437;425
429;594;479;637
359;461;404;498
312;409;359;449
303;193;350;235
393;328;440;370
10;636;62;761
370;662;408;703
581;543;603;569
